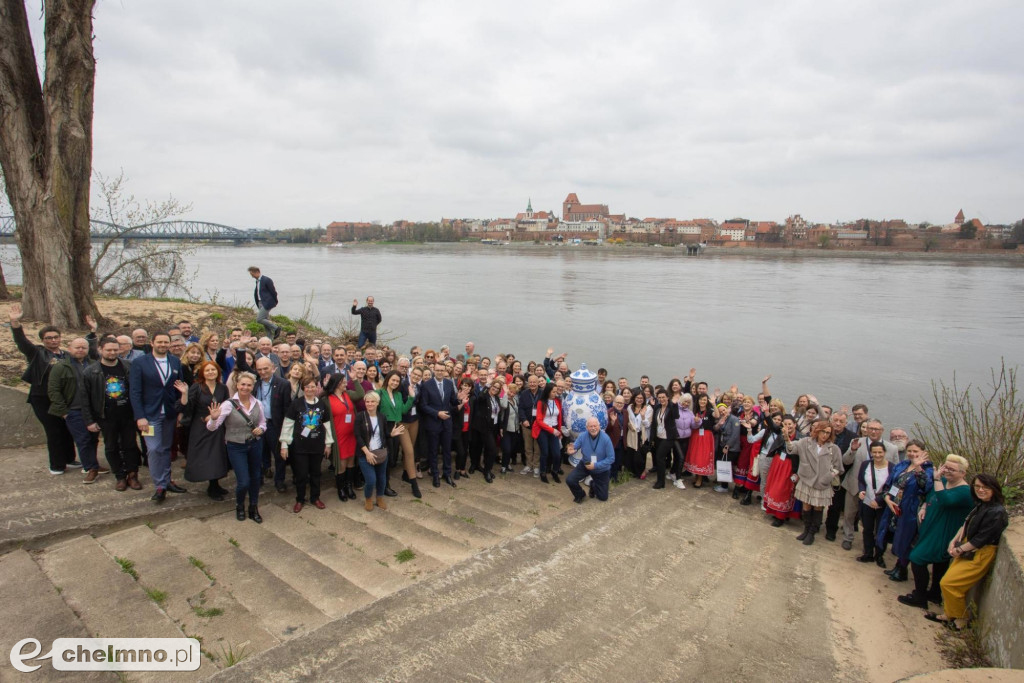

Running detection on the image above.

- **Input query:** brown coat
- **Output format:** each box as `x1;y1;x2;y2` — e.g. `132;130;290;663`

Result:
787;438;842;490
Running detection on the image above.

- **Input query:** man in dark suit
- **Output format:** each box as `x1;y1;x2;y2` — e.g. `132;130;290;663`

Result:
248;265;281;339
419;361;458;488
128;332;186;503
254;357;292;492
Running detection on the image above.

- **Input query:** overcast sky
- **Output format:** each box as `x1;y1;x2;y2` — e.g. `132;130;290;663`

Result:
29;0;1024;228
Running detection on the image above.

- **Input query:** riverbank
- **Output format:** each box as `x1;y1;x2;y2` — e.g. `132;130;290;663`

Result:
0;295;350;388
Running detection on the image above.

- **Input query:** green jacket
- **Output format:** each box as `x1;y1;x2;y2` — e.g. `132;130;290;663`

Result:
47;357;92;417
377;388;414;423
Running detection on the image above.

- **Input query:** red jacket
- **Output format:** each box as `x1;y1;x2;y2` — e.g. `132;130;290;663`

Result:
532;397;563;439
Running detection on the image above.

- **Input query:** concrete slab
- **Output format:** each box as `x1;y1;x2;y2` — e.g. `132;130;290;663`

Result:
330;500;474;564
386;497;502;548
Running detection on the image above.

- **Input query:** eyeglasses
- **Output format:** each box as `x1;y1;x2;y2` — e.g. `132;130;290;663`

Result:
42;335;60;341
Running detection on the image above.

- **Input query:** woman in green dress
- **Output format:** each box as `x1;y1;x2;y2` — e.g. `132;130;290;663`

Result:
897;453;973;608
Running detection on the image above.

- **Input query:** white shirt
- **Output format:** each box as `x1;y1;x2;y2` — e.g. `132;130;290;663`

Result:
368;416;383;450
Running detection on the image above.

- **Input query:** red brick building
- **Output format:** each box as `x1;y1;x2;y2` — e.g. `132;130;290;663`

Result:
562;193;610;221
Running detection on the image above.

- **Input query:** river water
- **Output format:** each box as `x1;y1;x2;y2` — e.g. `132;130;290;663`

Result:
6;243;1024;430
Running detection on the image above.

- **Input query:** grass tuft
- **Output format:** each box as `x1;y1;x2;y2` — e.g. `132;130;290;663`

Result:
188;556;215;582
144;587;168;606
394;548;416;564
115;557;138;580
193;605;224;618
228;537;239;548
218;643;249;667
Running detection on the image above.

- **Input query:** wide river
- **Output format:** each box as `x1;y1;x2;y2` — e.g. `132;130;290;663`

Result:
8;243;1024;430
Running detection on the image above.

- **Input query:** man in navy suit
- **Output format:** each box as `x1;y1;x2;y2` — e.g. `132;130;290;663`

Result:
419;361;458;488
249;266;281;340
129;332;186;503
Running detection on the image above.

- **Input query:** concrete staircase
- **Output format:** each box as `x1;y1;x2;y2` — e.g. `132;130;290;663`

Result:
0;469;572;680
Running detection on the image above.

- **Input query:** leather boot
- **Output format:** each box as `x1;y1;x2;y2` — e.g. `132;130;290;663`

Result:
888;564;908;582
336;474;347;502
803;509;821;546
248;505;262;524
740;489;752;506
796;512;811;541
345;469;357;501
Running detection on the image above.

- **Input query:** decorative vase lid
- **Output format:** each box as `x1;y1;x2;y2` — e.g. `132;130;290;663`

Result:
568;363;598;394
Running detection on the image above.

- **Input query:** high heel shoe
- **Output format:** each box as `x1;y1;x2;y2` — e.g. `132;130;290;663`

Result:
410;479;422;498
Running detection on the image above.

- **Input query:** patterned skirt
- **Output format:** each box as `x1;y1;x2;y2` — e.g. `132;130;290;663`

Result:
734;438;761;491
685;430;715;476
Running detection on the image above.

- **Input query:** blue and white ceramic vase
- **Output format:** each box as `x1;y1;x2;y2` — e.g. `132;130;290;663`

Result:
563;363;608;446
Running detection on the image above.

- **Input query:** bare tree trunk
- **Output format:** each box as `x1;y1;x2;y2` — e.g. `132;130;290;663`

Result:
0;260;9;299
0;0;98;325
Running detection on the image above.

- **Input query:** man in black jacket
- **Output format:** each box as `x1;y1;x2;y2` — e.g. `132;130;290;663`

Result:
351;296;382;348
9;303;98;474
254;357;292;492
82;337;142;491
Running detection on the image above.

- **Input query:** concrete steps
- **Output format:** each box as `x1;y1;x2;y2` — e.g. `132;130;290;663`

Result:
0;462;589;680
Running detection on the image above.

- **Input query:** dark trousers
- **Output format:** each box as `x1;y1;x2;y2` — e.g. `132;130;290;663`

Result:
671;437;690;477
454;430;470;471
500;431;520;469
262;421;284;483
566;461;610;501
537;431;560;474
624;446;645;479
291;450;323;503
227;440;263;507
357;330;377;347
64;409;100;471
860;502;884;556
653;438;674;486
100;411;142;479
424;422;453;477
825;486;845;537
474;429;498;474
29;395;76;470
911;560;948;601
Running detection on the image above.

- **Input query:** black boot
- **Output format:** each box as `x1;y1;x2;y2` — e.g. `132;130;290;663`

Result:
345;469;357;501
410;478;422;499
248;505;262;524
740;489;752;505
731;486;740;500
889;564;908;582
336;473;348;502
236;504;246;521
803;509;821;545
383;470;397;497
796;512;811;542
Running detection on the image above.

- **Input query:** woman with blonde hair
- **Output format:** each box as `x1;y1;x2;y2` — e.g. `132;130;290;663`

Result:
286;361;309;401
898;453;973;609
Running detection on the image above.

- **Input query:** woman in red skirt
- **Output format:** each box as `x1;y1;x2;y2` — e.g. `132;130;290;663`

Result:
734;396;762;505
327;375;358;502
763;414;802;526
685;394;716;487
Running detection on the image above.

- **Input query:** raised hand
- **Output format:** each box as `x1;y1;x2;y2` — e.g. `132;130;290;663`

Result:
762;374;772;383
688;368;696;379
84;314;98;332
8;303;22;324
174;380;189;395
207;400;221;422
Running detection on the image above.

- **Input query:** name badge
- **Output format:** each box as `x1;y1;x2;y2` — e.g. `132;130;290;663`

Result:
531;408;537;417
780;453;787;461
301;427;311;438
699;429;705;436
345;414;352;424
888;485;900;497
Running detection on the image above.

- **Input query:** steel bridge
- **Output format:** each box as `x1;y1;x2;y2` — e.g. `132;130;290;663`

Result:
0;216;260;241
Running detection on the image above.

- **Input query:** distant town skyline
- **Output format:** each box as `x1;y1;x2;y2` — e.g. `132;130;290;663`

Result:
29;1;1023;228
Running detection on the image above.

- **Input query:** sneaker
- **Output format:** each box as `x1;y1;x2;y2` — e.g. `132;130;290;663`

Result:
49;468;65;475
674;480;687;490
66;461;83;469
583;476;592;486
83;469;99;484
713;484;728;493
533;468;540;478
521;466;532;475
667;473;676;482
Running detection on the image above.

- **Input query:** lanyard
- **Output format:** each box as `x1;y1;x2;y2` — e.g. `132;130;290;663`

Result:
155;357;171;384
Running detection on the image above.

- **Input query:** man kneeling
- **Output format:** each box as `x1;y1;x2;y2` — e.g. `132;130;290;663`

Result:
566;417;615;504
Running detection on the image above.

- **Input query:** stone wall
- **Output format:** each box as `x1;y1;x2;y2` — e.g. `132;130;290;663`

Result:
976;521;1024;669
0;386;45;448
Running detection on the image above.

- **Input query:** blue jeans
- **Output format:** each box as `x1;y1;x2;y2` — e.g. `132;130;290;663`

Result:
537;431;561;474
566;461;610;501
357;330;377;348
64;409;99;471
357;455;387;499
143;414;176;490
227;439;263;507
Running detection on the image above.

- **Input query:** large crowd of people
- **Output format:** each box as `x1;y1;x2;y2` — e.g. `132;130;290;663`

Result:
6;268;1011;632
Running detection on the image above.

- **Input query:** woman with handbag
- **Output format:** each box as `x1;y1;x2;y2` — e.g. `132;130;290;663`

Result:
206;372;266;523
470;380;504;483
378;370;421;498
855;442;895;565
280;376;334;513
355;391;404;511
925;473;1009;630
785;418;843;546
531;381;565;484
685;394;716;488
763;414;802;526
